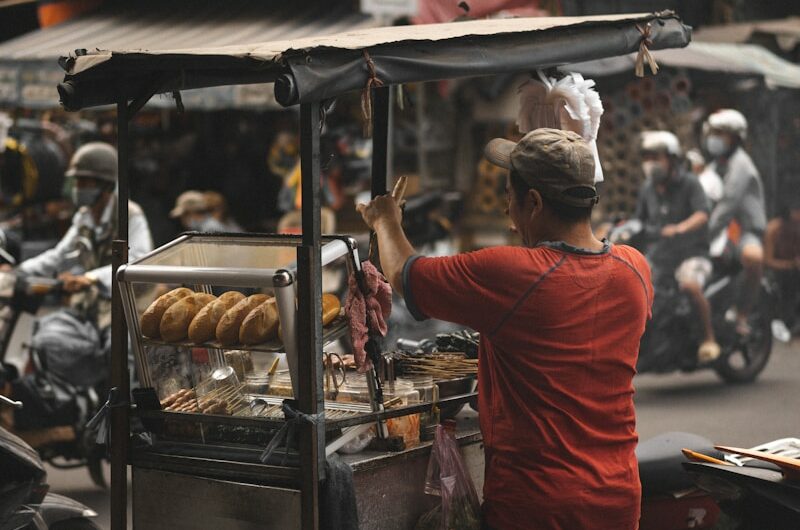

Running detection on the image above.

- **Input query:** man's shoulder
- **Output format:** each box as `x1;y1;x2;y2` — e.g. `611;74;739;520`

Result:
610;244;650;274
420;245;558;276
731;148;759;177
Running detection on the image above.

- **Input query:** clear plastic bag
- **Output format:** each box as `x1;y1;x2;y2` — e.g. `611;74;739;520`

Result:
416;424;480;530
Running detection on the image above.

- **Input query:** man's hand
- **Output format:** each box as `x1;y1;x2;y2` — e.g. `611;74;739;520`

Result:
356;194;403;231
58;272;94;293
661;224;681;238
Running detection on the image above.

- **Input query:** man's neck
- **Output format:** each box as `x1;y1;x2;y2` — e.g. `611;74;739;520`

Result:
530;222;604;252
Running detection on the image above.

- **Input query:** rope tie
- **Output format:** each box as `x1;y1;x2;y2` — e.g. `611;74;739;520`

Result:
260;400;325;466
360;50;384;137
635;23;660;78
86;387;127;448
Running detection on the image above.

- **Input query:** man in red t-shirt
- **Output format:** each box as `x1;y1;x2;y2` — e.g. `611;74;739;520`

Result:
358;129;652;530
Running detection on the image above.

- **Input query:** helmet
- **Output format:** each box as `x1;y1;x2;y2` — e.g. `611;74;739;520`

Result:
65;142;117;183
640;131;682;157
704;109;748;140
170;191;208;218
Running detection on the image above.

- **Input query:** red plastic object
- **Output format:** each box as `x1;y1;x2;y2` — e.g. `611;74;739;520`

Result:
640;492;720;530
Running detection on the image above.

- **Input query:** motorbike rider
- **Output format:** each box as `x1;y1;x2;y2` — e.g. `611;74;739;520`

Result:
704;109;766;336
16;142;153;389
19;142;153;299
635;131;719;363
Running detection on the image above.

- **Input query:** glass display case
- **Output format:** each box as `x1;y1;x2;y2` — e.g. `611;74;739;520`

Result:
116;233;368;450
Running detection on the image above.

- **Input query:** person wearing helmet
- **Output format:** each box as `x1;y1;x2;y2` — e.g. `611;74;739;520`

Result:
635;131;719;362
204;191;243;232
704;109;767;335
169;191;228;233
18;142;153;297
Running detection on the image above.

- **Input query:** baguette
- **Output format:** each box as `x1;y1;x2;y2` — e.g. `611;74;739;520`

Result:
140;287;193;339
216;294;269;346
239;297;280;345
188;291;245;343
160;293;217;342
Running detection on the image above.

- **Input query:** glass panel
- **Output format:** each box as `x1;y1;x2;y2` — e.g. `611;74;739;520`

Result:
137;235;301;270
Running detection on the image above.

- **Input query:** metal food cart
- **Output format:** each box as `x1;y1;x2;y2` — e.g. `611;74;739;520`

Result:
56;12;691;530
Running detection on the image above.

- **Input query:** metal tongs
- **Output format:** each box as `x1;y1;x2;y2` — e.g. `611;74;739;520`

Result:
368;176;408;265
361;176;408;447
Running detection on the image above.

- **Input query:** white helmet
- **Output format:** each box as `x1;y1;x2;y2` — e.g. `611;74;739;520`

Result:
704;109;748;140
641;131;682;157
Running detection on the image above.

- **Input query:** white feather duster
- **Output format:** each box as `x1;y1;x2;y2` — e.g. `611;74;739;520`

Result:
516;71;605;183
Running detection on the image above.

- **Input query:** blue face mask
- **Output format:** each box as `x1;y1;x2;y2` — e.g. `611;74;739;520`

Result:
72;187;102;209
706;135;729;157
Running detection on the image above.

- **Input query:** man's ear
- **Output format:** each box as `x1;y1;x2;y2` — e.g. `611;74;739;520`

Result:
527;188;544;216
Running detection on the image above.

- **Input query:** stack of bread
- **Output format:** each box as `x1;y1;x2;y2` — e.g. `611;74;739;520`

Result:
139;287;341;347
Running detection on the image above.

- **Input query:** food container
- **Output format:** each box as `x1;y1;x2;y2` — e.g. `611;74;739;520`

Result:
384;379;420;447
224;350;254;380
244;372;270;394
437;376;476;419
405;375;438;441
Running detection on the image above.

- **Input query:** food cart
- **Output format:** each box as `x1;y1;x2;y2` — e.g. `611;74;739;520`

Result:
56;12;690;530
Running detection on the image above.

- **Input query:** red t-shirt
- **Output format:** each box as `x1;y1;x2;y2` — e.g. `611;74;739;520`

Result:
403;241;652;530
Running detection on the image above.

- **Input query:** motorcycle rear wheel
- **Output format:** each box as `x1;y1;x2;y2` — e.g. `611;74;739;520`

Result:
714;290;773;384
48;518;101;530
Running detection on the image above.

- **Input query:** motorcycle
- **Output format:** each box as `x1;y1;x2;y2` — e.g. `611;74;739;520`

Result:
610;220;773;384
684;438;800;529
0;392;100;530
638;432;723;529
0;271;107;489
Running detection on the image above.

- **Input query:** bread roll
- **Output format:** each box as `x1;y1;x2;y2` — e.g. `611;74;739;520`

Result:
140;287;193;338
160;293;216;342
274;294;340;343
239;297;279;345
216;294;269;346
322;293;341;326
188;291;245;343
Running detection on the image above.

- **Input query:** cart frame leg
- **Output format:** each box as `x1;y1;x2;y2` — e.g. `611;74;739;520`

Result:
298;101;325;530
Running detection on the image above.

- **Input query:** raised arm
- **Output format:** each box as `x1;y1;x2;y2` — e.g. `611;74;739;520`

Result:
357;195;415;296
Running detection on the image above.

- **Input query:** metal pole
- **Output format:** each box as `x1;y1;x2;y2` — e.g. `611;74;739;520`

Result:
297;101;323;530
367;85;392;439
111;98;131;530
371;86;391;198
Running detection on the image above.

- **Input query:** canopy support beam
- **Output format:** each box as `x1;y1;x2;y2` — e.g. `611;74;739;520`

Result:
297;100;324;530
111;93;131;530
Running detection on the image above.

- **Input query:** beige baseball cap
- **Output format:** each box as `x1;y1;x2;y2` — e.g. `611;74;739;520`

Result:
170;191;208;218
484;128;598;208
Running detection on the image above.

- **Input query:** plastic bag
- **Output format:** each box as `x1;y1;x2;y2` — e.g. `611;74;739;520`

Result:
415;424;480;530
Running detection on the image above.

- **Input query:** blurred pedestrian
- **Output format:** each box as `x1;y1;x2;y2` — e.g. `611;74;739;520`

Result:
204;191;243;232
170;190;226;232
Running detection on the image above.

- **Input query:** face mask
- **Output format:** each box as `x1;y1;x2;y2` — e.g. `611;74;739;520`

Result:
642;161;669;183
187;217;207;231
706;135;729;157
72;187;102;209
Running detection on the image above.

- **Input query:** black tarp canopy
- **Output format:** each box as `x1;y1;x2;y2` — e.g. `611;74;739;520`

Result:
58;11;691;110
